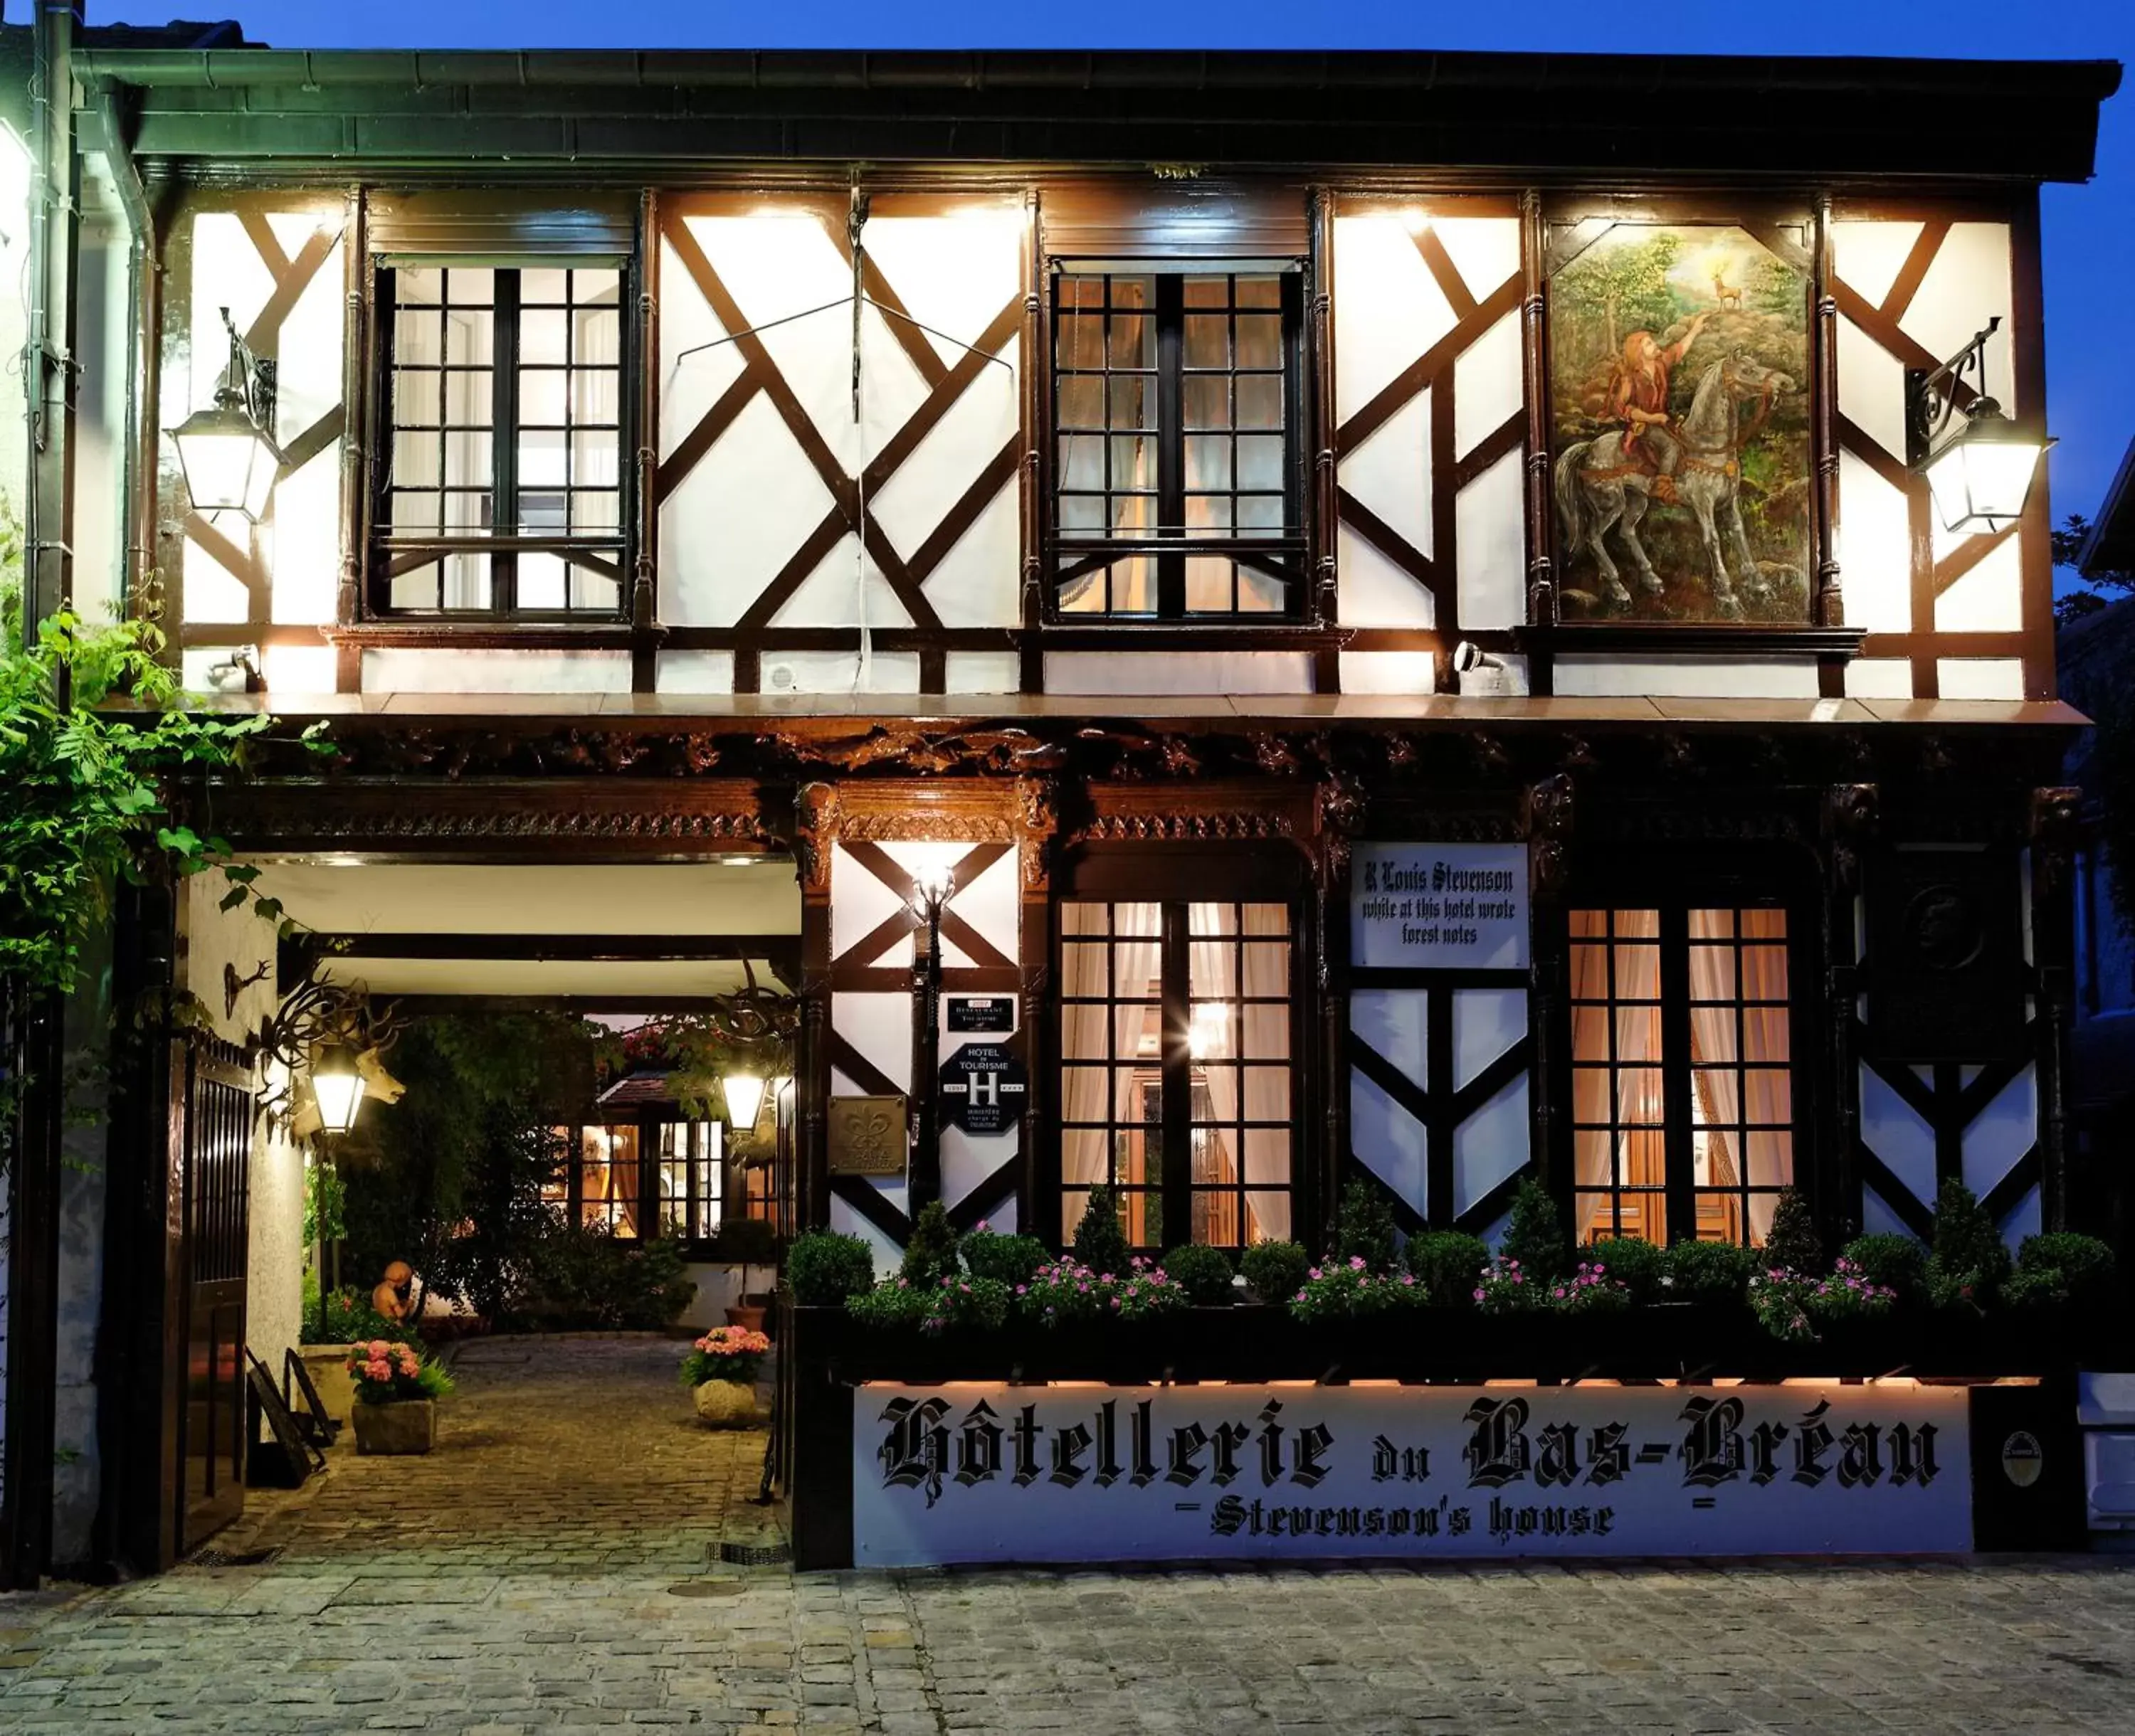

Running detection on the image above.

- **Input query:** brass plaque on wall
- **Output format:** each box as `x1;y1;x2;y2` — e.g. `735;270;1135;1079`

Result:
828;1095;908;1177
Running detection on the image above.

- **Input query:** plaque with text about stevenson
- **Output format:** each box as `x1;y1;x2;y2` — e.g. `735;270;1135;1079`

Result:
1351;842;1529;971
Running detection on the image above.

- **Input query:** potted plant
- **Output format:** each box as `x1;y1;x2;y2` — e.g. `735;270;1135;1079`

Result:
714;1217;781;1330
680;1325;771;1428
302;1281;406;1431
344;1338;454;1455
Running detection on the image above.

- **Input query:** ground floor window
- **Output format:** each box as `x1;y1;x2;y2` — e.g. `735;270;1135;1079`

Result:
1569;905;1795;1246
1058;899;1295;1249
543;1118;724;1244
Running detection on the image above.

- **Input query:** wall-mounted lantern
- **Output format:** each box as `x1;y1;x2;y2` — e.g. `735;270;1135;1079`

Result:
1905;316;2053;536
720;1072;768;1138
170;305;283;523
308;1043;367;1136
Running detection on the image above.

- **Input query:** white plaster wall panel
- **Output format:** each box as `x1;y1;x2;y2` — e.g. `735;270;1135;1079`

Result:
687;216;931;462
766;649;921;694
1337;526;1436;629
861;300;1016;535
1453;989;1525;1092
1332;214;1450;414
771;539;913;630
1962;1064;2038;1202
1352;990;1425;1083
832;993;914;1096
656;650;737;694
1551;655;1820;699
1830;219;1923;311
1934;537;2024;633
857;206;1024;372
1429;216;1521;305
1452;1076;1527;1220
1860;1065;1936;1208
1339;391;1431;558
180;648;228;692
71;227;127;618
1834;314;1909;467
830;1195;906;1274
1936;659;2025;700
658;237;745;449
831;842;912;963
1844;659;1916;699
1349;1071;1427;1220
1043;652;1313;694
1999;1185;2042;1247
1455;449;1526;631
270;454;341;626
183;541;252;623
271;230;344;438
187;213;277;408
1453;311;1523;460
1338;651;1436;694
665;392;838;627
1860;1186;1916;1241
358;648;631;692
944;650;1021;693
1836;450;1912;633
878;404;1020;630
1905;224;2015;413
262;645;337;695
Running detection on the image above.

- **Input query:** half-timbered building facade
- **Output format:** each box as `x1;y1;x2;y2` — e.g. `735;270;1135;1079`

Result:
0;34;2120;1577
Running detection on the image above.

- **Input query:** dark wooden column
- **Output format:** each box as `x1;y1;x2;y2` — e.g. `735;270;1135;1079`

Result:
1519;191;1556;697
2032;785;2082;1233
1014;776;1059;1237
793;783;840;1232
1820;783;1877;1242
1312;773;1366;1253
632;188;662;693
1308;188;1340;693
0;980;63;1588
1523;775;1575;1205
335;184;369;693
1018;189;1045;695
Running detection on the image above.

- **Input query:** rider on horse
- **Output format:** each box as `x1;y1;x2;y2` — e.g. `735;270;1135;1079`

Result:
1612;309;1712;505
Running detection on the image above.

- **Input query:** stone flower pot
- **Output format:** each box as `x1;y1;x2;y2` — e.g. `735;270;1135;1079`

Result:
299;1345;358;1428
724;1303;769;1333
350;1397;436;1455
692;1379;761;1430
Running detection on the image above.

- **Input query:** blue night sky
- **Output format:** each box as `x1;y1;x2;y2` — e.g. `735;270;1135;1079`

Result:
105;0;2134;564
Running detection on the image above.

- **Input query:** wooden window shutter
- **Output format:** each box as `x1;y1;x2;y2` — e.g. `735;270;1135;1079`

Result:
367;190;637;260
1039;179;1310;260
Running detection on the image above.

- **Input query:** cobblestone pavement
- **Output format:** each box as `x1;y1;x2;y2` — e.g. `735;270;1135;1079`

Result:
4;1338;2135;1732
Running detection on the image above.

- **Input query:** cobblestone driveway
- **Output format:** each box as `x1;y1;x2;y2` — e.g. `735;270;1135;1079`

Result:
4;1336;2135;1732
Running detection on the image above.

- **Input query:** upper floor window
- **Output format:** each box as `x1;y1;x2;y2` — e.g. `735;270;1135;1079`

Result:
1051;267;1303;620
374;263;626;618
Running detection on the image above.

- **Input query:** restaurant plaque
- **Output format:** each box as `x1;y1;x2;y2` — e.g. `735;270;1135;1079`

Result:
827;1095;907;1176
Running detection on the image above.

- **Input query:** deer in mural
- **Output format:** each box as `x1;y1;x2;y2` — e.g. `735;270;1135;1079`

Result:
1553;351;1793;616
1712;270;1743;312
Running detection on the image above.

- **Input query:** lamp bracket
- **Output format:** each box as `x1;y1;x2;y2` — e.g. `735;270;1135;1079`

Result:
218;305;279;438
1904;316;1998;470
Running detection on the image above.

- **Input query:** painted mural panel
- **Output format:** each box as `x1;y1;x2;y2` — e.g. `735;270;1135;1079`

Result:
1550;223;1810;625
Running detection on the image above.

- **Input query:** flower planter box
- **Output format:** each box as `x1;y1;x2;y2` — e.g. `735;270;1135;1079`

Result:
350;1398;436;1455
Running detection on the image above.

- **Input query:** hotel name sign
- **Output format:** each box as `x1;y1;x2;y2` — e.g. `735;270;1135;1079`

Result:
851;1382;1972;1563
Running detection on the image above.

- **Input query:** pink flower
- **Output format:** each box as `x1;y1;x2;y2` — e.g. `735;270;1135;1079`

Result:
1472;1288;1485;1302
974;1220;991;1233
1308;1268;1322;1281
363;1360;391;1382
367;1339;389;1357
1349;1256;1366;1271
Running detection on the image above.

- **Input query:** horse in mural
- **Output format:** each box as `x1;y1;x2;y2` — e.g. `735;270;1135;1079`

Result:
1553;351;1793;616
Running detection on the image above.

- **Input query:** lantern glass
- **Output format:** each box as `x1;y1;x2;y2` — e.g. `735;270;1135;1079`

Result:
722;1072;768;1134
172;400;281;522
1923;406;2049;536
310;1044;367;1135
907;862;956;916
